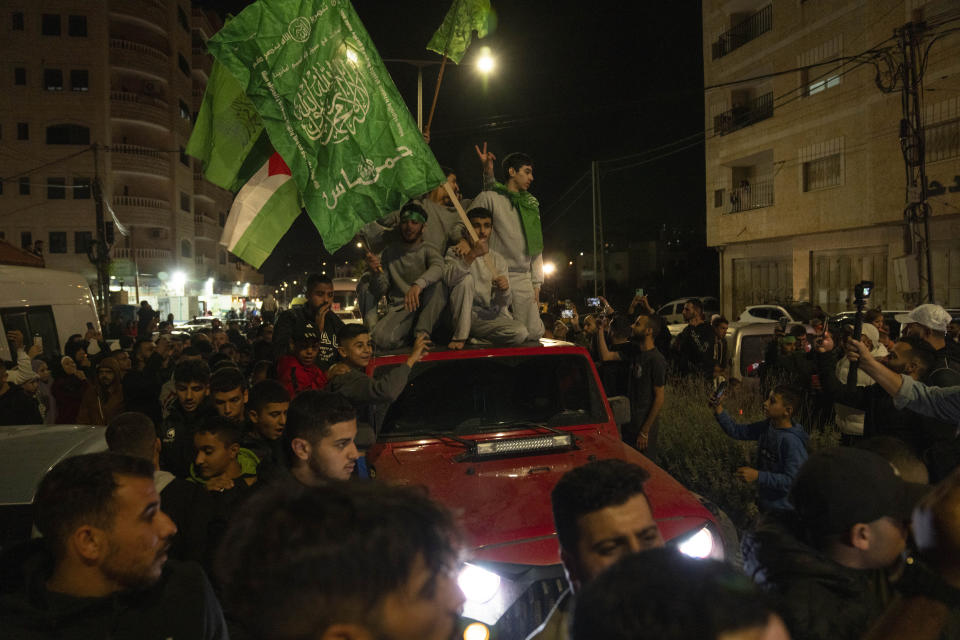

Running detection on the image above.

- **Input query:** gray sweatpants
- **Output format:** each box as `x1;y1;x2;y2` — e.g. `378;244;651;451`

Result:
370;281;447;350
508;272;545;340
449;273;528;345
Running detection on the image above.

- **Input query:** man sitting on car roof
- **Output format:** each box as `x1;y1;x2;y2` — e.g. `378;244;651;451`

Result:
526;459;664;640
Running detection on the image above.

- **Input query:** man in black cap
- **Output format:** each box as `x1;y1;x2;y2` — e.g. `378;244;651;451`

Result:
365;201;446;349
742;446;928;640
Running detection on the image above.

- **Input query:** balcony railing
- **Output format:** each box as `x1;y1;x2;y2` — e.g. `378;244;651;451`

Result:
194;215;219;240
110;91;170;130
714;92;774;136
109;38;169;77
712;5;772;59
192;47;212;77
112;247;172;261
725;179;774;214
110;0;168;30
192;7;218;39
113;195;172;227
111;144;171;177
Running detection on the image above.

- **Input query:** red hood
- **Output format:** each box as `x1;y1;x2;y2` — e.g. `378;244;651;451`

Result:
368;426;714;566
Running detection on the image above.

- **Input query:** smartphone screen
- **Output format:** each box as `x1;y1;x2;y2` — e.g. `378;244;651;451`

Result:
635;288;644;298
33;336;43;349
561;309;574;319
587;297;600;307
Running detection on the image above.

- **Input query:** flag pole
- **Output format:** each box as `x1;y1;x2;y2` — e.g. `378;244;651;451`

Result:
443;181;499;277
423;54;449;142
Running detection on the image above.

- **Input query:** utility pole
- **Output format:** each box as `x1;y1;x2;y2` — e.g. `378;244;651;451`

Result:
591;160;598;298
897;16;934;303
590;160;607;299
89;144;111;317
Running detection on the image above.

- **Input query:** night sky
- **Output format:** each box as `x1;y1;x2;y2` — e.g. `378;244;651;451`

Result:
195;0;707;293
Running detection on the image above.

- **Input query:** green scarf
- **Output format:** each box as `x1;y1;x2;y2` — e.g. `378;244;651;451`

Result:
493;182;543;256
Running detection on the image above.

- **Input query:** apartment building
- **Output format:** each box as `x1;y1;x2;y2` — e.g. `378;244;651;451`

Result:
0;1;264;313
703;0;960;317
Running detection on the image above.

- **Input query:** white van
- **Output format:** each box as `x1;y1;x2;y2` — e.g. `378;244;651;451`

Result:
0;265;101;361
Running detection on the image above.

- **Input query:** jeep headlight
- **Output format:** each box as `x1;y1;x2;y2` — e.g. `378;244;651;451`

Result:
458;563;502;604
674;524;721;560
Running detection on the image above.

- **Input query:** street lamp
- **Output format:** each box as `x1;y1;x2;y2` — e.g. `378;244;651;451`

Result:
543;262;556;277
476;47;495;75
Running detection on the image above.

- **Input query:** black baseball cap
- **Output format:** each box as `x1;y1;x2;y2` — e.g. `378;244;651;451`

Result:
790;447;929;536
293;321;319;344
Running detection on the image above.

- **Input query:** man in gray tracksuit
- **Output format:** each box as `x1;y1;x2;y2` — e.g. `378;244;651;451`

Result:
367;202;446;350
444;207;528;348
467;147;544;340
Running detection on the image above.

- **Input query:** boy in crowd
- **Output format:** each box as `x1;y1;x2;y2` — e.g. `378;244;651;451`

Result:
215;482;463;640
328;324;429;428
444;206;528;348
285;390;361;484
469;145;545;340
272;274;345;369
711;384;809;512
276;320;328;397
209;366;247;423
243;379;290;476
190;417;259;493
366;202;446;349
597;314;668;455
161;359;215;477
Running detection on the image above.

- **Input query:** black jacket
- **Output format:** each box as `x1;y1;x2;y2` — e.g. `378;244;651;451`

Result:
0;384;43;426
741;514;892;640
272;304;344;368
160;400;217;477
0;539;227;640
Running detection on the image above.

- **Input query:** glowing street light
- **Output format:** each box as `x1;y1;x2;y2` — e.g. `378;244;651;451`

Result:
543;261;556;277
476;47;495;75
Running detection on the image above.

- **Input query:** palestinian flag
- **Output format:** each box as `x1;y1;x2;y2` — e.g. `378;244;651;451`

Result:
220;152;301;269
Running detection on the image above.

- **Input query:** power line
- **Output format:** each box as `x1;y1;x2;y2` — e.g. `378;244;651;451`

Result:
0;146;93;182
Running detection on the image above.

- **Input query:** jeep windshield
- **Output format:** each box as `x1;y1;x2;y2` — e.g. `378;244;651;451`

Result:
376;352;608;438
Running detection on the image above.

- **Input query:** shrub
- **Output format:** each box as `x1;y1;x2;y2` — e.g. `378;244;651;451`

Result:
656;376;840;532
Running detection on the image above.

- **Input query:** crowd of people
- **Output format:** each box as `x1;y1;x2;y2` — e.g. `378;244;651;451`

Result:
3;142;960;639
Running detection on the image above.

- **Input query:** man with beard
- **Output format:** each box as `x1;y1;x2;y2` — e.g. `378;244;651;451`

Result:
366;202;446;349
671;298;715;378
0;452;227;639
75;357;125;425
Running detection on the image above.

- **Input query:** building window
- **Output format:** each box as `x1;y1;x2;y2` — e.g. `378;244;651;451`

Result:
0;179;3;195
179;147;190;166
178;99;191;121
180;191;191;212
48;232;67;253
73;177;91;199
44;68;63;91
41;14;60;36
218;212;226;226
181;239;192;258
46;124;90;145
21;231;32;250
926;117;960;164
47;177;66;199
803;154;842;191
19;177;30;195
177;5;189;32
713;189;724;208
178;53;190;77
807;75;840;96
17;122;29;140
67;15;87;37
70;69;89;91
75;231;92;254
12;12;24;30
219;249;226;265
14;67;26;85
0;231;5;240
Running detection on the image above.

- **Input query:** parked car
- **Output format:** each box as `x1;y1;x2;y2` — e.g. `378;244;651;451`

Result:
725;321;808;385
0;265;102;360
365;343;734;637
174;316;219;333
734;302;814;325
656;296;719;325
0;424;107;548
332;277;362;324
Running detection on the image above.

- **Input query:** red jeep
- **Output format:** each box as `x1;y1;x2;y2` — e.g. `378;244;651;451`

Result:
364;343;734;638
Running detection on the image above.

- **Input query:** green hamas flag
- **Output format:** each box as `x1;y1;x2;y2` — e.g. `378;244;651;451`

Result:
186;57;273;192
427;0;493;64
205;0;446;253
